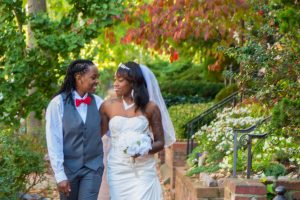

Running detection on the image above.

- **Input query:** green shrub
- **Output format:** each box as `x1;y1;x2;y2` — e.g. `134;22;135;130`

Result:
163;94;206;107
273;150;290;164
214;84;238;102
186;165;220;177
161;80;224;100
0;130;46;199
263;163;287;178
168;103;213;139
272;98;300;129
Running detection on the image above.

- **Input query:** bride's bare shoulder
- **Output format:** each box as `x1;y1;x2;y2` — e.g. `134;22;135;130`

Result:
102;97;120;109
106;97;120;103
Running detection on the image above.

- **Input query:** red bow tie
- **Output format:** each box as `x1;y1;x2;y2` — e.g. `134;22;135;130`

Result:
75;96;91;107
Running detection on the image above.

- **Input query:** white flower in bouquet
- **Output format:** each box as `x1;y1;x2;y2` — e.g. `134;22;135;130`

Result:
120;131;152;156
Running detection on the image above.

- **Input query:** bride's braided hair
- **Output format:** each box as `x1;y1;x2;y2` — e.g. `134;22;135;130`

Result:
117;61;149;112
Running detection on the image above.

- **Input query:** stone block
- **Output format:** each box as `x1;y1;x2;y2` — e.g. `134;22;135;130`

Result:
199;172;218;187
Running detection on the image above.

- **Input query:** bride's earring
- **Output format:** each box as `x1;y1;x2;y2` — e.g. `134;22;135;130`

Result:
131;89;134;98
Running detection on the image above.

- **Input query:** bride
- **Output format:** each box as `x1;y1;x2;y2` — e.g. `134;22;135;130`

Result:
100;61;176;200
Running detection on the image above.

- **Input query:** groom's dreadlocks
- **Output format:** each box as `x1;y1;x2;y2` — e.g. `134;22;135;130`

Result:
55;59;95;102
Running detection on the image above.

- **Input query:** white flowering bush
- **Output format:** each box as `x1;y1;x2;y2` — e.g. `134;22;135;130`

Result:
251;132;300;172
119;131;152;156
186;104;262;176
186;102;300;177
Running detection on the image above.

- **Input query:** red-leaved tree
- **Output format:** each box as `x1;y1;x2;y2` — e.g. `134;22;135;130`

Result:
122;0;250;70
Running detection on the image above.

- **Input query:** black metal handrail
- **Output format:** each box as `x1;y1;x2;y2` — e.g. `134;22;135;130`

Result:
185;91;240;155
232;116;272;179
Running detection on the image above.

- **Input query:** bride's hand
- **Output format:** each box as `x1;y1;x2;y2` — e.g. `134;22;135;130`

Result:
132;153;141;158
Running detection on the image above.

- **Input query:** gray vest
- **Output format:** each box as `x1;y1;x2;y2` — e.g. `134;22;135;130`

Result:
62;93;103;173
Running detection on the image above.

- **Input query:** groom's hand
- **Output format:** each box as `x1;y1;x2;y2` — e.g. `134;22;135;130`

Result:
58;180;71;196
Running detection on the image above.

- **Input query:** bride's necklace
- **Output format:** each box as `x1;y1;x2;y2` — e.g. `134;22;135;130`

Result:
122;98;135;110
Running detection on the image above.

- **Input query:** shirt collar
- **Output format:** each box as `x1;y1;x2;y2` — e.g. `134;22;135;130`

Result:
72;90;88;100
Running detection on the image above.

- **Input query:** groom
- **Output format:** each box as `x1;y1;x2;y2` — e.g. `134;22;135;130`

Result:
46;59;104;200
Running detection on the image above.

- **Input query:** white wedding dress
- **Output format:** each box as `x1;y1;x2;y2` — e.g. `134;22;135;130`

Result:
107;115;163;200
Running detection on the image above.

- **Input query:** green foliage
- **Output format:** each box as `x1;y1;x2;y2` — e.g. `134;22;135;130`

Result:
186;165;220;177
277;6;300;35
0;130;46;199
266;184;276;200
214;84;238;103
263;129;300;166
0;0;124;127
268;98;300;164
273;150;290;164
223;0;300;103
168;103;213;139
147;58;223;83
263;163;287;178
271;98;300;129
161;80;224;100
146;59;224;105
163;94;206;108
186;145;202;167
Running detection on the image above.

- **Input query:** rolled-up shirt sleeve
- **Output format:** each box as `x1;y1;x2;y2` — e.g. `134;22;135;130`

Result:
45;95;67;183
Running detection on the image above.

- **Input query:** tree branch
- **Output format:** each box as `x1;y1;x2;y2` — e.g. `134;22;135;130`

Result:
13;9;23;34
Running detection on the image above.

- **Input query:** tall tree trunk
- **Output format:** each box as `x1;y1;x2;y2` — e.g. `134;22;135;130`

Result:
26;0;46;135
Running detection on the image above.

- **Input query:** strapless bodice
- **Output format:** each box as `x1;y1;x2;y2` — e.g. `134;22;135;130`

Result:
109;115;150;149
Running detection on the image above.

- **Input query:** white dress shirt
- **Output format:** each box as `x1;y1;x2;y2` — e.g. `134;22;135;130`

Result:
45;91;103;183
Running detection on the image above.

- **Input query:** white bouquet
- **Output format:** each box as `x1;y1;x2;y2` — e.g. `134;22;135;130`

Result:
120;131;152;157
